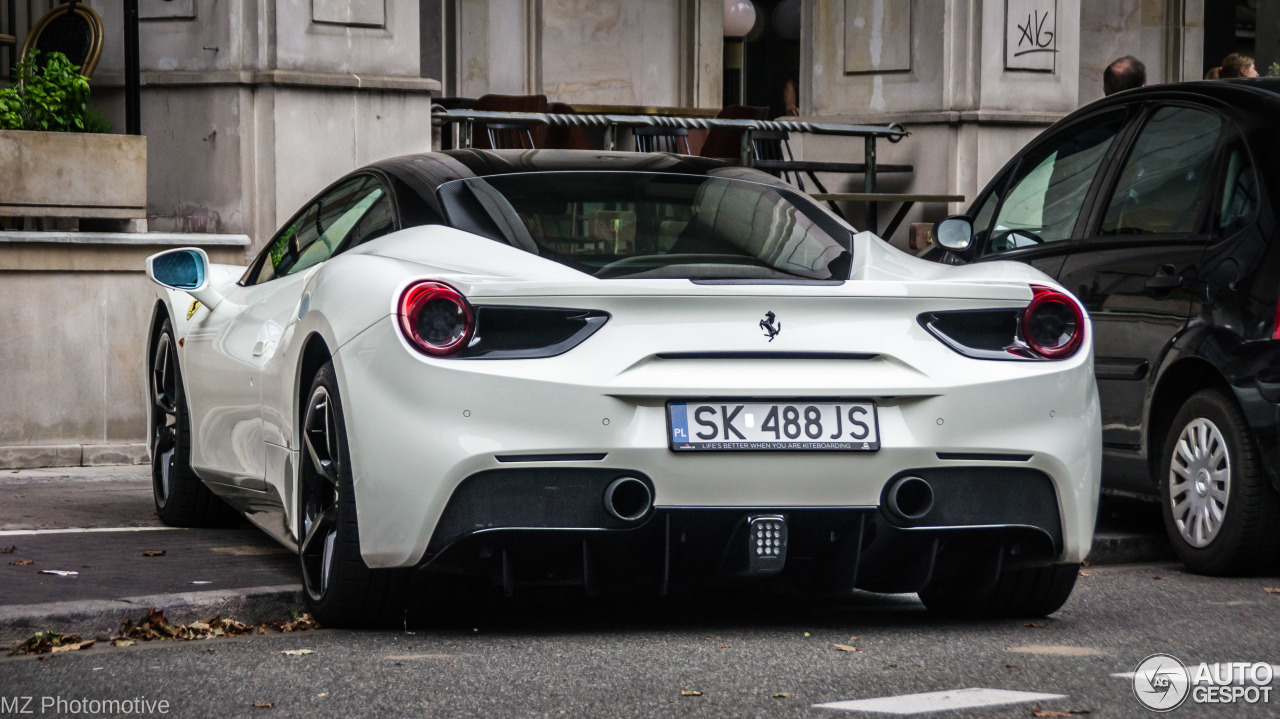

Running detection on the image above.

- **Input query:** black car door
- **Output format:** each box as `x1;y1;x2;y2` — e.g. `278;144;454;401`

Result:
963;108;1132;279
1055;103;1226;466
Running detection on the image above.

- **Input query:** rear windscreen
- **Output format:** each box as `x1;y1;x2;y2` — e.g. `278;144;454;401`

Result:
437;172;852;280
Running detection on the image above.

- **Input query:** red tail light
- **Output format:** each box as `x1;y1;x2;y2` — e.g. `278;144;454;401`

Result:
1022;285;1084;360
398;281;475;357
1272;293;1280;340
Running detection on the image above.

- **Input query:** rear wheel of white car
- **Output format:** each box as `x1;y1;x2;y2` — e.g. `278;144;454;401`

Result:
917;563;1078;618
150;318;235;527
1158;389;1280;575
299;363;410;627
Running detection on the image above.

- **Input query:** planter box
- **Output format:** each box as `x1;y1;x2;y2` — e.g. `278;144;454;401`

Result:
0;129;147;222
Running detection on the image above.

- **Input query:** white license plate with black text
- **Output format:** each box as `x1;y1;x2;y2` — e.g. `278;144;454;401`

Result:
668;401;879;451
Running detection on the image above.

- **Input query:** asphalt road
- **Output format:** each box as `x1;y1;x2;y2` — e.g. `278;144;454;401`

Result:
2;562;1277;718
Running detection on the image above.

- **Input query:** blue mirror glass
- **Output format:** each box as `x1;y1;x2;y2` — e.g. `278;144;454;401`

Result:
152;250;205;289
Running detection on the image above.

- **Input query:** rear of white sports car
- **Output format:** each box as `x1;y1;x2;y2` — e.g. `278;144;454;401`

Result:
322;169;1101;619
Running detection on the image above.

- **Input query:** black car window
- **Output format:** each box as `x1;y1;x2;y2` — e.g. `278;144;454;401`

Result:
978;110;1125;256
437;172;852;281
1098;106;1222;236
245;176;386;285
1217;143;1258;236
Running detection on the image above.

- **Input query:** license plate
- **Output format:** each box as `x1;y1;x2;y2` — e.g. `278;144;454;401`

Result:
667;400;879;452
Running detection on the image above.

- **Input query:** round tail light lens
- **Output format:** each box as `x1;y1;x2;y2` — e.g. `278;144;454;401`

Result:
398;281;475;357
1022;285;1084;360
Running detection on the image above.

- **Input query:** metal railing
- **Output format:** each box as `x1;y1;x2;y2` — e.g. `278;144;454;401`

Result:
431;106;912;231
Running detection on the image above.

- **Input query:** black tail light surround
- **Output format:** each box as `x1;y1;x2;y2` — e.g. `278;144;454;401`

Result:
398;280;609;359
918;285;1085;361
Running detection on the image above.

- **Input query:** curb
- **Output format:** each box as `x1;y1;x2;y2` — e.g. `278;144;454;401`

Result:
1085;531;1175;566
0;585;303;644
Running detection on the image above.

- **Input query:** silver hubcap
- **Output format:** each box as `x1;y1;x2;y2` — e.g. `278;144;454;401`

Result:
1169;417;1230;548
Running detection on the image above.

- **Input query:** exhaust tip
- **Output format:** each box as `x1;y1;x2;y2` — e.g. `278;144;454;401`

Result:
886;476;934;521
604;477;652;522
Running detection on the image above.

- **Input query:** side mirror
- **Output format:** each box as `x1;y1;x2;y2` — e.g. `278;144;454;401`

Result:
933;215;974;251
146;248;225;310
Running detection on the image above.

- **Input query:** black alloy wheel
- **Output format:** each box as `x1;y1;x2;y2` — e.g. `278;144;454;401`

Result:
297;362;409;626
148;318;235;527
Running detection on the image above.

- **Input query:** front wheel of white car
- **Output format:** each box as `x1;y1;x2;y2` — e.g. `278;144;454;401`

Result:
1158;388;1280;575
150;318;235;527
299;363;410;627
917;563;1078;618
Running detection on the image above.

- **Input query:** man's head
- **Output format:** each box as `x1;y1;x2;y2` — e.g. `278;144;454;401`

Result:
1104;56;1146;95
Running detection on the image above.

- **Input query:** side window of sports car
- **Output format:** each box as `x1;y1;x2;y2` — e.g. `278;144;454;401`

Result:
977;110;1126;257
1098;106;1223;236
246;177;387;284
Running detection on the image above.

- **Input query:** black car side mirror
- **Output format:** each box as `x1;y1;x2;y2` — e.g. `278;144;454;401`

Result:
933;216;974;251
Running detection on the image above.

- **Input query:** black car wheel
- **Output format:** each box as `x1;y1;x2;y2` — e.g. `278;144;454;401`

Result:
918;563;1078;618
1159;388;1280;575
299;362;410;627
149;318;235;527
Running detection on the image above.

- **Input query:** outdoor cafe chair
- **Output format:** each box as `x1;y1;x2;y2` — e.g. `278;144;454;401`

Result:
20;0;103;77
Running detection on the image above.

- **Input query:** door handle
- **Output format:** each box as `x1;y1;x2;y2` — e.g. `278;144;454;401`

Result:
1145;265;1181;290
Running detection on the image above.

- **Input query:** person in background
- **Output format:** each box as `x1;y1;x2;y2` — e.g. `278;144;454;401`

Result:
1103;56;1146;95
1206;53;1259;79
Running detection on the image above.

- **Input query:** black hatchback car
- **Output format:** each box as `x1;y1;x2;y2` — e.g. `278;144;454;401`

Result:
926;79;1280;575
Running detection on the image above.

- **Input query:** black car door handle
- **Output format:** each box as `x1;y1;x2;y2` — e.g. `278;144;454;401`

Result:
1145;265;1181;290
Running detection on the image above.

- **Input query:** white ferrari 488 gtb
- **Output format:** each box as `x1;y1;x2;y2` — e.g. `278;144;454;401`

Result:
144;150;1100;626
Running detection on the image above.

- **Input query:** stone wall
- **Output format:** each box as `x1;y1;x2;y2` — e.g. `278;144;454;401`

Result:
42;1;442;253
450;0;723;109
0;233;249;469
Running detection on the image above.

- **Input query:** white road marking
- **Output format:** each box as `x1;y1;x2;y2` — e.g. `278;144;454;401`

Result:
0;526;180;537
813;688;1067;714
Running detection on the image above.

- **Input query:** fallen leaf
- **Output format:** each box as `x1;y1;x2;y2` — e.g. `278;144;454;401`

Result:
771;692;791;699
38;570;77;576
317;693;328;698
1081;560;1090;567
803;632;811;637
111;639;135;647
1264;588;1279;594
1006;664;1023;669
848;636;859;641
50;640;95;653
142;550;166;557
1030;704;1091;717
680;690;702;697
717;644;729;649
1079;572;1091;577
8;632;86;655
253;702;275;708
1024;622;1046;629
882;663;898;668
9;559;33;566
110;608;318;644
0;545;16;554
281;649;314;656
833;644;860;652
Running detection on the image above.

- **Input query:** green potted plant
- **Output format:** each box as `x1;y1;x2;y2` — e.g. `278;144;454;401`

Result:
0;50;146;231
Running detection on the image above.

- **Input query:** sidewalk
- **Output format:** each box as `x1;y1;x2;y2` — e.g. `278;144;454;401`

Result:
0;466;299;643
0;466;1173;641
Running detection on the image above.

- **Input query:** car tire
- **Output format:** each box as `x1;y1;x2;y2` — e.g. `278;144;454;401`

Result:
917;563;1078;618
149;317;237;527
299;362;410;627
1158;388;1280;575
